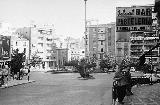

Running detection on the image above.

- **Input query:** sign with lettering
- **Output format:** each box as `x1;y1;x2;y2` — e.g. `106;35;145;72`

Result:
116;6;152;32
0;36;11;61
116;6;152;42
116;6;152;17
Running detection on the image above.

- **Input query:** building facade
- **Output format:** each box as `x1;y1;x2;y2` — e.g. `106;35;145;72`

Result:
67;38;85;61
116;5;154;64
16;25;56;70
11;36;29;64
85;23;116;67
130;31;159;63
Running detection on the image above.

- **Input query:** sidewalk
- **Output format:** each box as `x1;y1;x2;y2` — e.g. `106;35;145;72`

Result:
0;79;35;89
123;83;160;105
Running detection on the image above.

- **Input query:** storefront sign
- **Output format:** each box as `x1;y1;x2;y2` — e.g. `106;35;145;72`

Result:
0;36;11;61
116;6;152;32
116;6;152;17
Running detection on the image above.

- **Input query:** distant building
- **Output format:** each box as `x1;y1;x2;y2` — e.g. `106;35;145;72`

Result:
67;38;85;61
85;23;116;67
15;24;56;70
11;36;29;64
116;5;155;64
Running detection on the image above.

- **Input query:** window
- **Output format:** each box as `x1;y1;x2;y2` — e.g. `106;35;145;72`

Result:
93;47;96;51
108;28;111;33
101;41;103;45
92;28;96;32
46;38;52;41
23;42;26;46
38;43;43;47
86;41;88;45
38;37;43;40
24;48;26;53
85;35;88;39
108;42;111;46
101;48;103;52
16;42;17;46
117;49;122;56
100;54;103;59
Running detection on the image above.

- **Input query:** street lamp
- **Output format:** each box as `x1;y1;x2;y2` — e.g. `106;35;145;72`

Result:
84;0;87;58
83;0;87;76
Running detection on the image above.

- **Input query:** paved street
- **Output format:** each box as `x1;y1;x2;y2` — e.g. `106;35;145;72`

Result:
0;72;114;105
123;83;160;105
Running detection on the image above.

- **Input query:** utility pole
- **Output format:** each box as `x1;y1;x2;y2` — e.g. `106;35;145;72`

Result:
84;0;87;58
84;0;87;76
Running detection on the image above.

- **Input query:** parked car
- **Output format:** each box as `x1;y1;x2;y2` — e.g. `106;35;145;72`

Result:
143;73;160;82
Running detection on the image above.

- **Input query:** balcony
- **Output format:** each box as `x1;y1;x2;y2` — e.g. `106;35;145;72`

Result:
130;40;143;45
98;37;105;40
130;36;144;40
98;28;105;34
130;49;143;52
130;52;143;56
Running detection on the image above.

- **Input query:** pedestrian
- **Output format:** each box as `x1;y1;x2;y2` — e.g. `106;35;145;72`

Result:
113;65;128;105
124;66;133;96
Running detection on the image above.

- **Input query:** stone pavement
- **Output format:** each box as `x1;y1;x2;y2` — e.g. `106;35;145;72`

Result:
123;83;160;105
0;79;35;89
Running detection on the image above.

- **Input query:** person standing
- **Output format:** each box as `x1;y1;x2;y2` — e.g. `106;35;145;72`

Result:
114;65;128;104
125;66;133;96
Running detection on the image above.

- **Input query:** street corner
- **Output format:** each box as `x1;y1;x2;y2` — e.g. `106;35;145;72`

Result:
0;80;36;89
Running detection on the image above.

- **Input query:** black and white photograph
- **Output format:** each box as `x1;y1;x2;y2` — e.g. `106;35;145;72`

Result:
0;0;160;105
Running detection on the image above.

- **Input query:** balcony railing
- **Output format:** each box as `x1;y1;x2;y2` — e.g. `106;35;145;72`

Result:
97;37;105;40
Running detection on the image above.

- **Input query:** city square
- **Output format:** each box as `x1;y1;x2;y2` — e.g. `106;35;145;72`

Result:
0;0;160;105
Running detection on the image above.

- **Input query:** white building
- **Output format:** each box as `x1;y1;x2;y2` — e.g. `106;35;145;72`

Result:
11;35;29;64
16;24;56;71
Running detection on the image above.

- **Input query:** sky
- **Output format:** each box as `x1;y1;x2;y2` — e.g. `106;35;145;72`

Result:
0;0;155;38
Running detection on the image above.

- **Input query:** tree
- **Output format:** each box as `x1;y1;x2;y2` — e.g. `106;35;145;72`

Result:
75;58;96;78
64;60;79;67
10;49;25;74
30;51;42;67
99;54;112;72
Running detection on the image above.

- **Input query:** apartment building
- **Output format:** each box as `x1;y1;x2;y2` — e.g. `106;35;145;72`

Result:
67;38;85;61
11;36;29;63
130;31;159;63
85;23;116;67
16;24;56;70
116;5;154;64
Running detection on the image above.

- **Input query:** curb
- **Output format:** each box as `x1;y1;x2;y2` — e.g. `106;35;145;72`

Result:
0;80;36;89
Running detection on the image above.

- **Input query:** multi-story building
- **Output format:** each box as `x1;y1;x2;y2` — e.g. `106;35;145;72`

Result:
130;6;160;64
67;38;85;61
16;24;56;70
130;31;159;63
85;23;116;67
11;36;29;64
116;5;154;64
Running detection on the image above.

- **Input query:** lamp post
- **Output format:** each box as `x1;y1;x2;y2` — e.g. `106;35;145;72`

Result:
84;0;87;76
84;0;87;58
